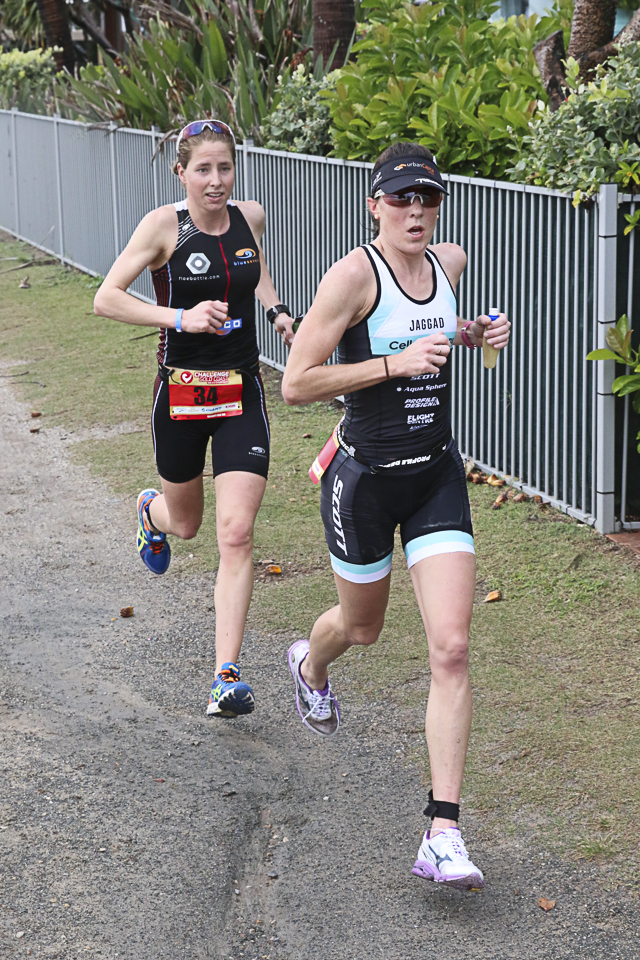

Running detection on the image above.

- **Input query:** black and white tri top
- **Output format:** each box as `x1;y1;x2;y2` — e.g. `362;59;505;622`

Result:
152;199;261;372
339;244;458;467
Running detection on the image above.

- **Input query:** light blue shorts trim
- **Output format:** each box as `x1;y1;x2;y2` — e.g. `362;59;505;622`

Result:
404;530;475;569
330;551;393;584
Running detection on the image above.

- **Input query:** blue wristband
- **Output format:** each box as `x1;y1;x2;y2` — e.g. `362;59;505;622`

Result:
175;308;184;333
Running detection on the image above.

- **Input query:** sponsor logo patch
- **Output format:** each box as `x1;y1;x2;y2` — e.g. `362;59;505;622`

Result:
332;475;347;556
235;248;256;259
393;162;436;173
186;252;211;275
214;319;243;337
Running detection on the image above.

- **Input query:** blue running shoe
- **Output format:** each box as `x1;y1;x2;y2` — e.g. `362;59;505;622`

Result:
207;662;255;718
137;489;171;575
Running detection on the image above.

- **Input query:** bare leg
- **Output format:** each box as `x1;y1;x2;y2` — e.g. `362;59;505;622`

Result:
301;574;390;691
410;551;475;833
147;475;205;539
212;471;266;673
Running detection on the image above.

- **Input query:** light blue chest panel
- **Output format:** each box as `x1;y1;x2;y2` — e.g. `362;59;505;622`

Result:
365;245;458;356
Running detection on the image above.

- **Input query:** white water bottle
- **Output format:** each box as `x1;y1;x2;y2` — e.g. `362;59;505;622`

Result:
482;307;500;370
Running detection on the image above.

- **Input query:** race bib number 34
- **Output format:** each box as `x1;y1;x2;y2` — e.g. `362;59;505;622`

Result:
168;367;243;420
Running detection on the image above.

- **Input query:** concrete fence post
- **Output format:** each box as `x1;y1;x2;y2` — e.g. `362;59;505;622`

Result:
151;125;160;210
108;122;120;259
595;182;618;534
243;138;254;201
53;114;65;264
11;108;19;236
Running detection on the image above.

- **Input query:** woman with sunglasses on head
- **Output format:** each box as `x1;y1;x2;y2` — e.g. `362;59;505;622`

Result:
94;119;294;718
282;142;510;890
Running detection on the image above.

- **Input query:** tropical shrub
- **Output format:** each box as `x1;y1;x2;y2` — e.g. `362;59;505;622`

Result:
60;16;242;132
259;64;338;155
326;0;565;178
0;48;57;113
587;314;640;453
0;0;43;51
58;0;312;137
511;43;640;206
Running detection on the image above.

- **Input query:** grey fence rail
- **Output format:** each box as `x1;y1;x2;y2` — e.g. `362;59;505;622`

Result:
1;108;636;533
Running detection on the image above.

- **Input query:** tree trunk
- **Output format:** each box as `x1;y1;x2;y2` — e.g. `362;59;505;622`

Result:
567;0;617;59
535;0;640;109
313;0;355;69
533;30;568;111
33;0;75;72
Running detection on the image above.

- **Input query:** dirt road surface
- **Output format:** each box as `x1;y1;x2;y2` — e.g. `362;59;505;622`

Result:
1;382;639;960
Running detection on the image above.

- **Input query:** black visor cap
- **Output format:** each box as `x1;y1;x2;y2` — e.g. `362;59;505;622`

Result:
370;155;448;197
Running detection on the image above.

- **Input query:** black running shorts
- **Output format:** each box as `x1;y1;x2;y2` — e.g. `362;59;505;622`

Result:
320;440;474;583
151;370;270;484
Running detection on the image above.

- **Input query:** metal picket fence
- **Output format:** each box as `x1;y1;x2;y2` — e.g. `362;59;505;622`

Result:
1;108;636;533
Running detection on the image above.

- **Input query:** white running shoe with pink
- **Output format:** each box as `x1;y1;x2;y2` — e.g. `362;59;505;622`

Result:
412;827;485;891
288;639;340;737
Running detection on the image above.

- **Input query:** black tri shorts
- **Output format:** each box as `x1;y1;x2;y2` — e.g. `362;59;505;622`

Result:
151;369;270;484
320;439;474;583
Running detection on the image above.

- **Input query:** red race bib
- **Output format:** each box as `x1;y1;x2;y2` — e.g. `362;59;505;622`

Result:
168;368;243;420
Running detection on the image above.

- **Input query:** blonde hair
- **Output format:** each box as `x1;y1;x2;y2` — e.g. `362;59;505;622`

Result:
172;126;236;176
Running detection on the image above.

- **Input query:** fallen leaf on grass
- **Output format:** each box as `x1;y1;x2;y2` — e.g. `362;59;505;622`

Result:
19;277;30;288
491;502;502;510
495;493;508;504
29;426;40;434
120;606;134;618
486;475;506;486
533;495;543;503
513;492;528;503
30;411;41;418
267;565;282;575
538;898;556;912
469;472;485;484
302;432;312;438
484;590;502;603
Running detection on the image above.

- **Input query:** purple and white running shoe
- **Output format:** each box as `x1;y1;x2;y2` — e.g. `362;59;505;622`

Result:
288;639;340;737
412;828;485;891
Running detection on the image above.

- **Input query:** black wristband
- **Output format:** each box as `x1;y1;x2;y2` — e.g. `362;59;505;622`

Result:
266;303;290;325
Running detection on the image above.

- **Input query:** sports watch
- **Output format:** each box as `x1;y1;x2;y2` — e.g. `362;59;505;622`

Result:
266;303;290;324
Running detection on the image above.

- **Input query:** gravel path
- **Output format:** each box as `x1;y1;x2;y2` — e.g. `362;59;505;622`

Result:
1;382;638;960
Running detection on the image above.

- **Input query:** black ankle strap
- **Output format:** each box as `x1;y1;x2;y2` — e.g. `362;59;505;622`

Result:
424;789;459;823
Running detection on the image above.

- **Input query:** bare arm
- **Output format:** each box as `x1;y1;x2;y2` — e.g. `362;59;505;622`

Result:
239;200;295;347
282;250;451;405
93;206;229;335
431;242;511;349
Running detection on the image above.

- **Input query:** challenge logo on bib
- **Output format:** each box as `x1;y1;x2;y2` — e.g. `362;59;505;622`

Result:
168;368;243;420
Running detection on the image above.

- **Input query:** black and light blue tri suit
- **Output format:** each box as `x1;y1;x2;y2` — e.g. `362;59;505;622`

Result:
320;244;475;583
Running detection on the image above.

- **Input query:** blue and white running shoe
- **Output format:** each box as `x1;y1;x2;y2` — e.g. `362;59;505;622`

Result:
412;827;485;891
207;662;255;718
137;489;171;575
